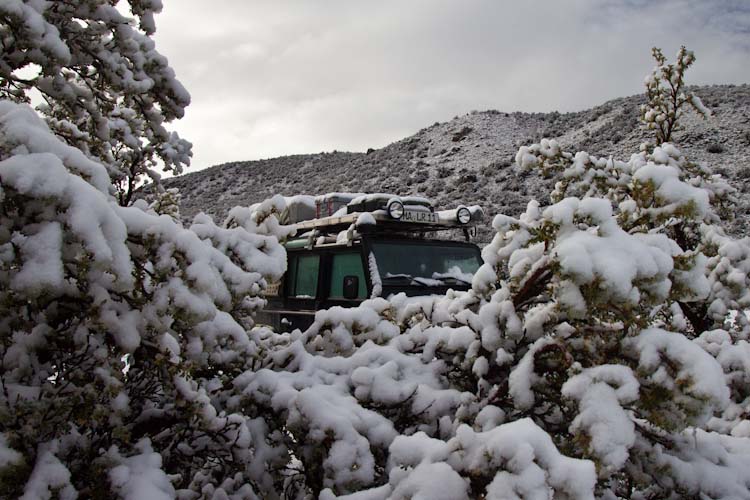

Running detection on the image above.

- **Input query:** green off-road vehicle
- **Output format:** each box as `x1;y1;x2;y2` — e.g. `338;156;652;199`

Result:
257;193;484;331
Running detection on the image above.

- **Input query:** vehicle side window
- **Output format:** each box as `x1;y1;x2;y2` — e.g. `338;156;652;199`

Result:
329;253;367;299
287;254;320;298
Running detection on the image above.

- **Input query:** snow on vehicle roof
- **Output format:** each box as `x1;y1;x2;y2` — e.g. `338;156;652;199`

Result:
283;195;316;208
314;192;366;203
349;193;433;207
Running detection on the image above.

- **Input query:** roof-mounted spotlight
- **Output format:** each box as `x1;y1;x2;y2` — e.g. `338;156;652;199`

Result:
387;200;405;220
457;206;472;224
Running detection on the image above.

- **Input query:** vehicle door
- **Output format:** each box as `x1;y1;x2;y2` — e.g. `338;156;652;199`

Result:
280;250;323;331
320;247;370;309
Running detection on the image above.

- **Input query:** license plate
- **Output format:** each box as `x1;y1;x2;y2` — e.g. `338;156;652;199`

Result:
402;210;438;223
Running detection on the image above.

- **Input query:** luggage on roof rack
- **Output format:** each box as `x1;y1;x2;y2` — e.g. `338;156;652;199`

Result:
292;192;483;237
294;207;483;237
346;193;434;214
280;195;317;224
314;193;364;218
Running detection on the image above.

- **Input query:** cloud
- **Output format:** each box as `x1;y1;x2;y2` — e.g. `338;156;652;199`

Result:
152;0;750;171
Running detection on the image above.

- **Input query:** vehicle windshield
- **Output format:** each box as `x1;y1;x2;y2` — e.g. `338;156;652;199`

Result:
370;241;482;286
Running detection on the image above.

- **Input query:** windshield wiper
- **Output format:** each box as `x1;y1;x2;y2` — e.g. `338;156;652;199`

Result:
412;277;442;287
382;274;434;287
440;276;472;286
431;273;472;286
382;274;413;282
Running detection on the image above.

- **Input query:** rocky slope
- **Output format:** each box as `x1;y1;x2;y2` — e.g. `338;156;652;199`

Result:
164;84;750;242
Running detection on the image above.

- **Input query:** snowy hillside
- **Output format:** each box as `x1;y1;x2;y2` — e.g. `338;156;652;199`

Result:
165;84;750;241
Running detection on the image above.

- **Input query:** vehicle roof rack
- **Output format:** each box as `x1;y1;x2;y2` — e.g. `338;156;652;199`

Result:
288;193;483;244
295;210;481;234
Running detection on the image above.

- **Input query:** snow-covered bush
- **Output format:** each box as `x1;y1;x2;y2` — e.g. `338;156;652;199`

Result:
0;99;291;498
0;3;296;497
0;0;191;205
640;46;711;145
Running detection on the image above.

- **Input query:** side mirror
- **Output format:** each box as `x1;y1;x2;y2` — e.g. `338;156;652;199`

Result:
342;275;359;300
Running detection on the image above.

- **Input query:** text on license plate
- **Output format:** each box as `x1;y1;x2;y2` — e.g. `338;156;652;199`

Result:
402;210;438;223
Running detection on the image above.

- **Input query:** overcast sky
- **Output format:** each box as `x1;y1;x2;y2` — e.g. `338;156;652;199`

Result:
153;0;750;172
